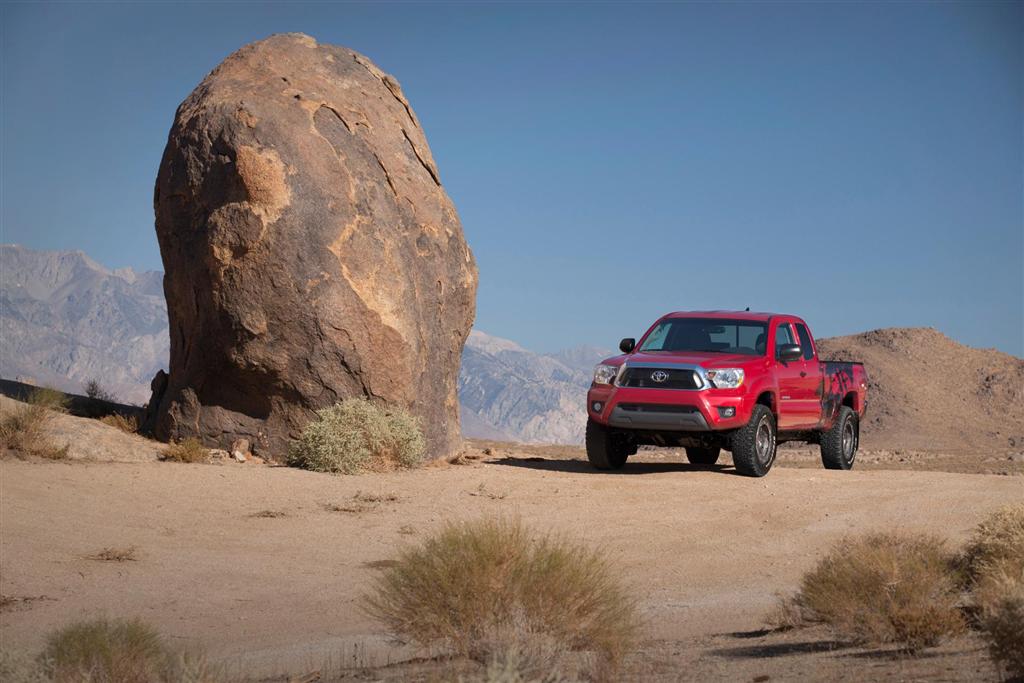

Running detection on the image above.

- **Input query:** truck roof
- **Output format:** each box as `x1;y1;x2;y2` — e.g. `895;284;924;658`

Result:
663;310;790;323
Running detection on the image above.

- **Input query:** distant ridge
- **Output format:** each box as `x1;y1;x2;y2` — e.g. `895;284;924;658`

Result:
0;245;167;404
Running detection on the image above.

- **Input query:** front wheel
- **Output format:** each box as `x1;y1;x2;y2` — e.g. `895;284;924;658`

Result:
586;419;629;470
820;406;858;470
731;405;777;477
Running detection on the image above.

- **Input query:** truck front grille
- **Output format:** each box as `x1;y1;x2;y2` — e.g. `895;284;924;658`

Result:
618;367;702;390
617;403;698;414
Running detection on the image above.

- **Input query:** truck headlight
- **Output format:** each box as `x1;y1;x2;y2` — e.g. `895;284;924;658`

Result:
593;364;619;385
706;368;744;389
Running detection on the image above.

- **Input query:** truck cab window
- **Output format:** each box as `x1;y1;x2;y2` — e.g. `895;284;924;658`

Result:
795;323;815;360
775;323;795;351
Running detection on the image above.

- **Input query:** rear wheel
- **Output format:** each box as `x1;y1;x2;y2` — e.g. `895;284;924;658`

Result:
685;446;720;465
585;419;629;470
731;405;777;477
820;406;857;470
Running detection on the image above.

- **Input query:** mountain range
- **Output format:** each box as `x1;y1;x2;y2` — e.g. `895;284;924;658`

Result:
0;245;606;442
3;245;1021;450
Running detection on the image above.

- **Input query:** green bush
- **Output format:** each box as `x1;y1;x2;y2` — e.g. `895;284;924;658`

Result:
795;532;964;651
363;517;639;678
287;398;425;474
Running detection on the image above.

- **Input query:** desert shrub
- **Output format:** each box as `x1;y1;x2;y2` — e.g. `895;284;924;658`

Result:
84;379;115;402
37;617;222;683
0;397;68;460
363;517;639;677
974;561;1024;681
27;386;70;412
961;504;1024;586
40;617;167;682
795;532;964;651
162;438;208;463
287;398;425;474
99;413;139;434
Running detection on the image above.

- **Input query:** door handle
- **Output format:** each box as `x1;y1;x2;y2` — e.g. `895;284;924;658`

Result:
800;371;807;377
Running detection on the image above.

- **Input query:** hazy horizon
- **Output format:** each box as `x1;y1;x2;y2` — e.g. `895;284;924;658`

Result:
2;2;1021;355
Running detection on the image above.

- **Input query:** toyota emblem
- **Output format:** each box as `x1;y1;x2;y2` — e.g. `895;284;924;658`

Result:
651;370;669;383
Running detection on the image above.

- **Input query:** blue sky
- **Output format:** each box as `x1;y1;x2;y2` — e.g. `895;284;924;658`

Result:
2;1;1021;355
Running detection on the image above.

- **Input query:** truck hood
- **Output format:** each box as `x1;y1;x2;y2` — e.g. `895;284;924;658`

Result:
601;350;761;367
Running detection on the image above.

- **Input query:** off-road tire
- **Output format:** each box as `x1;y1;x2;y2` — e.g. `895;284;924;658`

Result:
820;406;858;470
731;405;777;477
586;419;629;470
685;446;721;465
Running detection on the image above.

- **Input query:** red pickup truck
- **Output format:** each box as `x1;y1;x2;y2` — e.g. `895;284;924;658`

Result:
586;311;867;477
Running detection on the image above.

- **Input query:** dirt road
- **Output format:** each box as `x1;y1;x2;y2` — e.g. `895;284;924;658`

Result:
1;453;1020;679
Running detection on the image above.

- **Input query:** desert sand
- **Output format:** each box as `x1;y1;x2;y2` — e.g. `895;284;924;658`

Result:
2;430;1021;680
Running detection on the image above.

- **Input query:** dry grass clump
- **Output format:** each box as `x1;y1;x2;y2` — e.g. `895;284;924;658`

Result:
90;547;137;563
794;532;964;651
40;617;167;682
0;388;70;460
363;517;639;678
36;617;222;683
162;438;209;463
974;561;1024;681
961;504;1024;585
99;413;138;434
963;506;1024;681
287;398;425;474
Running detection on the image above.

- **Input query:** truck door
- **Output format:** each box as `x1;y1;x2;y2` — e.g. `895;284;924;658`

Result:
773;322;805;430
793;322;823;427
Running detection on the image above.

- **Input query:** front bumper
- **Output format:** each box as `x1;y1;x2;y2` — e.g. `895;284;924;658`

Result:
587;385;750;431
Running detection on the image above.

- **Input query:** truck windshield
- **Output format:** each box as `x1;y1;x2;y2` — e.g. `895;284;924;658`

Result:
639;318;768;356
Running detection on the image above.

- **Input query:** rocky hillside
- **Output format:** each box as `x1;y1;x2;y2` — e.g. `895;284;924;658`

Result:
0;245;167;404
818;327;1024;452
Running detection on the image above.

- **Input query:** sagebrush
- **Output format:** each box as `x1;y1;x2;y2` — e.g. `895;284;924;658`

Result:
363;517;639;678
794;532;964;651
38;617;221;683
41;617;167;682
287;398;425;474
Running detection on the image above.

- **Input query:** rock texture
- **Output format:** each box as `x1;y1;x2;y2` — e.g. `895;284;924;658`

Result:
146;34;477;459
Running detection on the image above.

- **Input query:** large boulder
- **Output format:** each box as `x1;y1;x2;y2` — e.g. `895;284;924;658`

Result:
145;33;477;460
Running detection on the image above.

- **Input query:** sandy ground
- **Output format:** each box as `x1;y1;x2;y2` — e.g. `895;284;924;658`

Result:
2;439;1021;681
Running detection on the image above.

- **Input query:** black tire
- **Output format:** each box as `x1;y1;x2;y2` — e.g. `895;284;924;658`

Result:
820;406;858;470
731;405;777;477
685;446;721;465
585;419;629;470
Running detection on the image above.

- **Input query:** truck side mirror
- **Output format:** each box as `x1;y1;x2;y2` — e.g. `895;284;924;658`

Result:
777;344;802;362
619;338;636;353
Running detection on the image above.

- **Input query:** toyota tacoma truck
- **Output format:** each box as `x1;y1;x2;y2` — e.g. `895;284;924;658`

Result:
586;311;867;477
